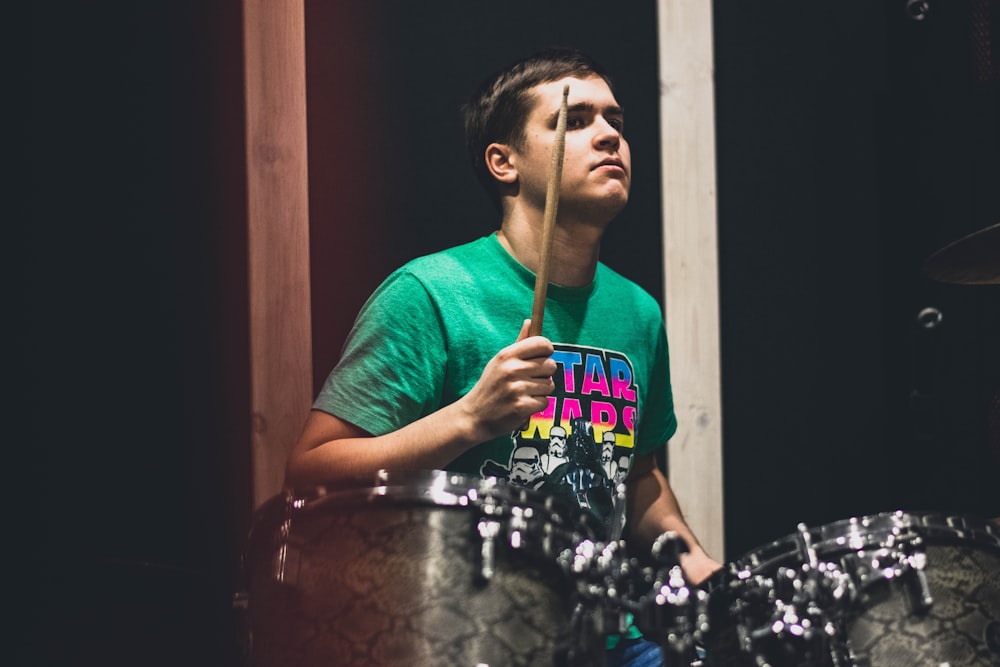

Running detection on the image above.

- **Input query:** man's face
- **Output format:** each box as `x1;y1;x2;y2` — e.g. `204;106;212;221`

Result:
513;75;631;223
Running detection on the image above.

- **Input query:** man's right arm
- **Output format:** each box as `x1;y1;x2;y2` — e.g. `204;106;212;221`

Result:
284;320;556;489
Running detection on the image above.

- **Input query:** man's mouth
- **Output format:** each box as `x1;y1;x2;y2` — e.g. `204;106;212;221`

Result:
594;158;626;173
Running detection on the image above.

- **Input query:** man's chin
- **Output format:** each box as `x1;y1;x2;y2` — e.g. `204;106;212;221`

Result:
561;194;628;228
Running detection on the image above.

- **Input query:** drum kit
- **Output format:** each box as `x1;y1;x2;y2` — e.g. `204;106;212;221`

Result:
237;225;1000;666
238;470;1000;667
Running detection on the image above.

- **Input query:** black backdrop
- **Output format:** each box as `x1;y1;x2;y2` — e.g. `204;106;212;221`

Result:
713;0;999;556
29;3;250;665
28;1;998;665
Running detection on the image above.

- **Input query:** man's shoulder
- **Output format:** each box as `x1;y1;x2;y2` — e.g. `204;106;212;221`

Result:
403;235;491;273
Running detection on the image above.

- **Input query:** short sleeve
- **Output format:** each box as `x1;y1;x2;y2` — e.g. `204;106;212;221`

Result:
313;269;449;436
635;321;677;455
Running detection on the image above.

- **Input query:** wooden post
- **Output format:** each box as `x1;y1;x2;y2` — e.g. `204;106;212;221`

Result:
242;0;312;508
657;0;726;560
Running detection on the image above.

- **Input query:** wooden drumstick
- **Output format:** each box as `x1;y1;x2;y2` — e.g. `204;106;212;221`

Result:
528;83;570;337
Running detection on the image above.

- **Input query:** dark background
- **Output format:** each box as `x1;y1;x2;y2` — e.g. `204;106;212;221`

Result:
714;0;999;555
27;1;998;665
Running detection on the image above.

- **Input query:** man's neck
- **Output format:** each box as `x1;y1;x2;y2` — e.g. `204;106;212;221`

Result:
496;210;604;288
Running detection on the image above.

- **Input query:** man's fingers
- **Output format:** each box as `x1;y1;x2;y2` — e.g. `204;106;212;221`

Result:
515;318;532;342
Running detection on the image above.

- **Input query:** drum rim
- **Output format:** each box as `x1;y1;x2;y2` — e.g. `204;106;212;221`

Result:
247;469;604;547
286;468;584;514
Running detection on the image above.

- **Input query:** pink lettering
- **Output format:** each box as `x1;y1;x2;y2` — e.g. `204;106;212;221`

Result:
609;358;636;401
591;401;616;430
622;406;636;434
581;354;611;397
560;398;583;422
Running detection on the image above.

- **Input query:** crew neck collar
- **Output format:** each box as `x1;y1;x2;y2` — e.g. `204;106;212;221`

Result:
486;232;597;302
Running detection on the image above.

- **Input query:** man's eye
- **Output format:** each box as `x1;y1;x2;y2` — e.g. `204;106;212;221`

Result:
608;118;624;132
565;117;584;129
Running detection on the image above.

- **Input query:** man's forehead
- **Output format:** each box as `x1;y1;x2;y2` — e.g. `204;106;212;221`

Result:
529;75;620;114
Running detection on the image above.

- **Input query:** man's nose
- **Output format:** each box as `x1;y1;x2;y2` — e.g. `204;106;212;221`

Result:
594;118;621;148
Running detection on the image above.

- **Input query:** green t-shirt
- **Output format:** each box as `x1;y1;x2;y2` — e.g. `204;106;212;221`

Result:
315;232;677;540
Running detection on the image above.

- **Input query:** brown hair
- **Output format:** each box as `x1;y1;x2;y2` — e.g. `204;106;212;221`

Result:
462;47;615;210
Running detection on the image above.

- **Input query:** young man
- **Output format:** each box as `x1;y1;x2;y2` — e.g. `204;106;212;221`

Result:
285;47;720;665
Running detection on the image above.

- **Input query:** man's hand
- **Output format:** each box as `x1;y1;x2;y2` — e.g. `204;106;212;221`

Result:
680;548;723;586
456;319;556;443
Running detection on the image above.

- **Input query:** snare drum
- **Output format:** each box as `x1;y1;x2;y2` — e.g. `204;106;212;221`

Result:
703;511;1000;667
242;470;606;667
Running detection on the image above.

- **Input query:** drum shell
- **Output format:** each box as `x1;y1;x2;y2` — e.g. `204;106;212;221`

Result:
703;512;1000;667
243;471;604;667
846;514;1000;667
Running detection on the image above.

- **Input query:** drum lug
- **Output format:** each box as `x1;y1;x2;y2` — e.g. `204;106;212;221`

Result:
841;531;932;615
475;517;502;583
794;522;819;568
901;552;934;614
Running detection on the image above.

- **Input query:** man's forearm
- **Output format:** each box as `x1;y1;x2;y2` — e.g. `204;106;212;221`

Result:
624;453;722;584
625;457;704;555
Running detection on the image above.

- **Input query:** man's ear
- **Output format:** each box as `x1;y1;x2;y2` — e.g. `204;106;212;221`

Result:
485;143;518;184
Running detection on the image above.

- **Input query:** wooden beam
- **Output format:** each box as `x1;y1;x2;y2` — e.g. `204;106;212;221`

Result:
242;0;312;508
657;0;726;560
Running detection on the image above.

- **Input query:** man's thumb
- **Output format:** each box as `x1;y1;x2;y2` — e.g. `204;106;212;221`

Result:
516;318;532;342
